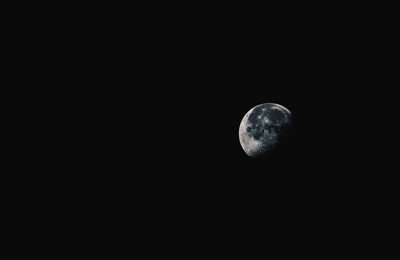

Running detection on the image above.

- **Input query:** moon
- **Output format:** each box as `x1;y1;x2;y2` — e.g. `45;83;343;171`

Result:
239;103;292;158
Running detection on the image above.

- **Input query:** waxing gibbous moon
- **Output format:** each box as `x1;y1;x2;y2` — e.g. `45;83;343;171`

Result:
239;103;292;158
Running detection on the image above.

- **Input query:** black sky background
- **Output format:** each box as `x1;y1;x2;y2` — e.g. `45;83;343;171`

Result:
50;5;398;253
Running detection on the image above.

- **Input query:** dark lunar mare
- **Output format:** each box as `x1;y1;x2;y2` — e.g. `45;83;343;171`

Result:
247;104;291;139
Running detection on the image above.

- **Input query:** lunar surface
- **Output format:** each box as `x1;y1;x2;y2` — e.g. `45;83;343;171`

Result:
239;103;292;158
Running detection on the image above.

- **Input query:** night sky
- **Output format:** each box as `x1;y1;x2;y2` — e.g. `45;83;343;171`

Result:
69;5;396;254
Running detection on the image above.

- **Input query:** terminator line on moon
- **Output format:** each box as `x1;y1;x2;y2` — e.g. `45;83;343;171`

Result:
239;103;292;158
